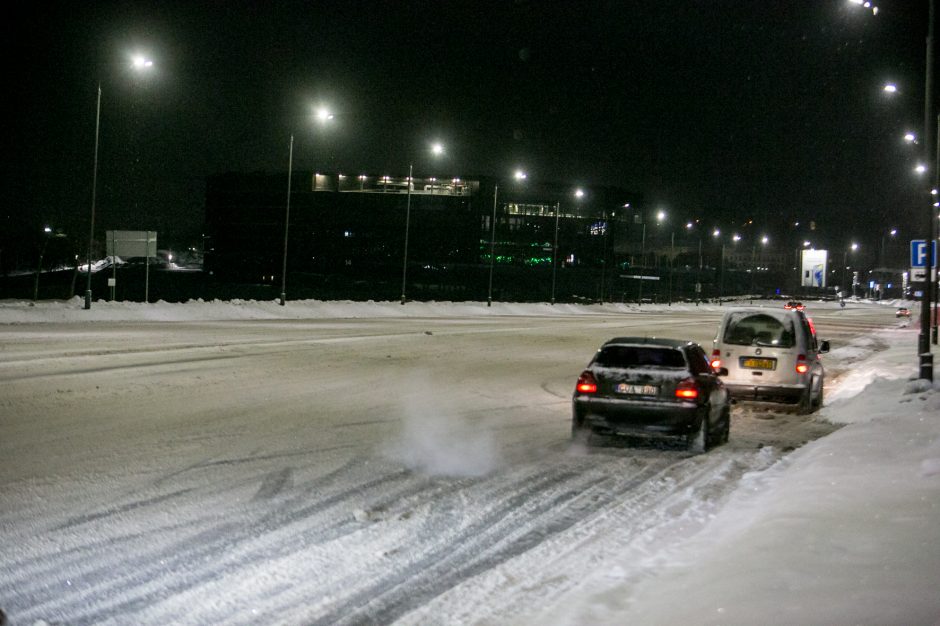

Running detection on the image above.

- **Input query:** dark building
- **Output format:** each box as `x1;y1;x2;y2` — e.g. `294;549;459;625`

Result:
204;170;661;302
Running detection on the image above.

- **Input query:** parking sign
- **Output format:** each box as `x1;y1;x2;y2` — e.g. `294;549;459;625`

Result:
910;240;938;268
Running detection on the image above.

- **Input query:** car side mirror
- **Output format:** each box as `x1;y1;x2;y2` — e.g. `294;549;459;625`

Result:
819;340;830;354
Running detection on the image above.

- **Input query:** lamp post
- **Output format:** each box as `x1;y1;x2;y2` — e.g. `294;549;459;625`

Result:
400;163;414;305
278;135;295;306
280;107;333;306
850;0;934;377
487;170;526;306
842;242;859;299
550;201;561;305
83;55;154;310
401;142;445;305
83;86;102;310
34;227;53;301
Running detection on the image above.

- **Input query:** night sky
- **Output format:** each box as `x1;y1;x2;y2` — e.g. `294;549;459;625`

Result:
3;1;932;257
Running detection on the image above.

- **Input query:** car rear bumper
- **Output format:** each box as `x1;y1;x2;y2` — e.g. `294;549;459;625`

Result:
724;382;806;404
573;396;702;436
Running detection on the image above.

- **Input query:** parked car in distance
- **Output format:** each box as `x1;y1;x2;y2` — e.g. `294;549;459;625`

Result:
784;301;805;311
896;307;912;318
711;308;829;414
572;337;730;452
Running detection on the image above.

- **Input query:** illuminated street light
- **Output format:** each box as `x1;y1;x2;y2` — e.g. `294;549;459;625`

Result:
905;132;918;143
916;163;928;175
883;83;898;94
848;0;879;14
34;226;66;301
488;170;527;306
401;142;445;304
281;106;334;306
574;188;585;199
84;54;154;310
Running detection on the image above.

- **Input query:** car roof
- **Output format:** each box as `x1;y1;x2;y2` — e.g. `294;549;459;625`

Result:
601;337;696;349
721;307;804;321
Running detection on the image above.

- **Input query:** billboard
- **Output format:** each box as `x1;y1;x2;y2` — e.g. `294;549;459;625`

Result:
106;231;157;258
801;249;827;288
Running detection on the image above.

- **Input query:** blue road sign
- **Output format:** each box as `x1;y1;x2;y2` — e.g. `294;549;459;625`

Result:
910;240;938;268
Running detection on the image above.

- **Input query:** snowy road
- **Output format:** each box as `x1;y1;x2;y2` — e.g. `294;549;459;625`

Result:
0;304;900;624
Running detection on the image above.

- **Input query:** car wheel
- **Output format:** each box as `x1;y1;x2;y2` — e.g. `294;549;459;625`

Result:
687;415;708;453
720;407;731;444
812;377;824;410
797;383;814;415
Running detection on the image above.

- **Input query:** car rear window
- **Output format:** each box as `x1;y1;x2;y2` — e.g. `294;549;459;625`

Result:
594;346;687;369
722;313;795;348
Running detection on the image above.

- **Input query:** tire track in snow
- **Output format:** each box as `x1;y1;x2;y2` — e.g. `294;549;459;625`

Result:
303;458;677;626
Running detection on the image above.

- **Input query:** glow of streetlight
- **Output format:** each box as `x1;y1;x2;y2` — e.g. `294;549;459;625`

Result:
431;142;444;156
574;188;584;199
916;163;928;175
883;83;898;94
713;229;720;238
514;169;527;180
686;222;694;230
905;132;918;143
851;242;859;251
803;240;812;248
656;210;666;222
732;234;741;242
761;235;769;244
131;54;154;70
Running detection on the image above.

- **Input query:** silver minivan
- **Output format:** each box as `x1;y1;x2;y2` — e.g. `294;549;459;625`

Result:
711;307;830;413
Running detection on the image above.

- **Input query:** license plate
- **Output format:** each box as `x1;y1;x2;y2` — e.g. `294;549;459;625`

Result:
741;357;776;370
616;383;658;395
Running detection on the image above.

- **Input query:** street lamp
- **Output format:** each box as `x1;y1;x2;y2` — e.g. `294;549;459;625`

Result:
401;142;445;304
487;169;527;306
280;107;333;306
551;189;582;304
83;55;154;310
34;226;64;301
842;242;859;299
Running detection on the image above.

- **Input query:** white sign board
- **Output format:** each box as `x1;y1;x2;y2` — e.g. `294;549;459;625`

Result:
106;231;157;258
801;249;828;288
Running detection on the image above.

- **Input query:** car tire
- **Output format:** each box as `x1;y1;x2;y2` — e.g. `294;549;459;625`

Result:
687;415;708;453
812;377;824;410
719;407;731;444
797;383;814;415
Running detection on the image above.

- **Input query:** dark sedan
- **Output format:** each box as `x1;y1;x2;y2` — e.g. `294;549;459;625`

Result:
572;337;730;452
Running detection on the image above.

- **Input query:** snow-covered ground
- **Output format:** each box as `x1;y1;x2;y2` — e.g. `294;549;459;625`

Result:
0;297;938;625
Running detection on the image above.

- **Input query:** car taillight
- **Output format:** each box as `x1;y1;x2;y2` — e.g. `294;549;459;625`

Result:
710;349;722;370
795;354;809;374
675;379;699;400
807;316;817;336
576;371;598;394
